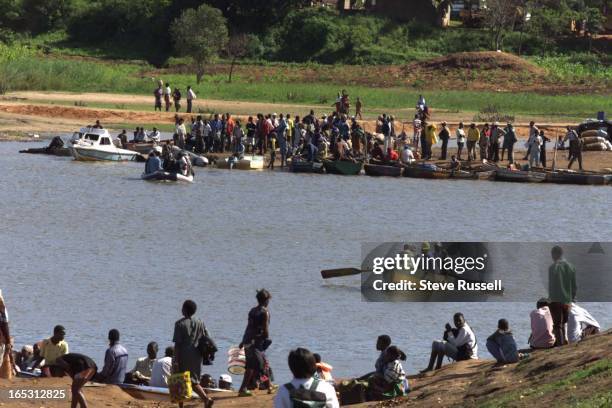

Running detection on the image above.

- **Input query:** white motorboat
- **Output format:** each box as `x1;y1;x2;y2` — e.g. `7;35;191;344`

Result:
69;127;142;162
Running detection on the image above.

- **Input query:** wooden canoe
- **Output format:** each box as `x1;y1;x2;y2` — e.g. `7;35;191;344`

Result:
19;147;71;157
323;160;363;175
493;168;546;183
402;165;477;180
290;160;324;173
364;163;402;177
540;170;612;186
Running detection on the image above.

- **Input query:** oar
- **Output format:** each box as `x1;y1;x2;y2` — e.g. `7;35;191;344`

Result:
321;268;363;279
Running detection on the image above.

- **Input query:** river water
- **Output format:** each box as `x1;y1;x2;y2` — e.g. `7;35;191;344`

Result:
1;141;611;383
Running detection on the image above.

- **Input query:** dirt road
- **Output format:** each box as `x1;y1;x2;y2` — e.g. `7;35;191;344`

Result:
0;91;575;138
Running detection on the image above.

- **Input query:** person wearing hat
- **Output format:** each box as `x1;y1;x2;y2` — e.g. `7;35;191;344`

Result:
218;374;233;390
529;298;556;349
400;144;415;164
34;325;69;376
438;122;450;160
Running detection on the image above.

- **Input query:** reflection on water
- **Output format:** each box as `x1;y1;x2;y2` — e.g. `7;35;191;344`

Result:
1;141;611;381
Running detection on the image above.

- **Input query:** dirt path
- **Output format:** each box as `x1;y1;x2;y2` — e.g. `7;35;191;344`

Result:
0;91;575;139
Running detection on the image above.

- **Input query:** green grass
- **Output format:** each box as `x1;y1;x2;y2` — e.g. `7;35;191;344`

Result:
479;360;612;408
1;47;610;119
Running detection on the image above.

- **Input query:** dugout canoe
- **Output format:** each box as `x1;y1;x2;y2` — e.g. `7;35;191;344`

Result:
537;169;612;186
402;164;478;180
364;163;403;177
322;160;363;175
118;384;230;401
493;168;546;183
19;146;71;157
290;160;325;173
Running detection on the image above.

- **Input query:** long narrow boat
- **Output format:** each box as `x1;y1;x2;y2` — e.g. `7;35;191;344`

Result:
493;168;546;183
538;169;612;186
290;160;324;173
234;155;265;170
402;164;477;180
323;160;363;175
364;163;402;177
19;146;71;157
118;384;231;401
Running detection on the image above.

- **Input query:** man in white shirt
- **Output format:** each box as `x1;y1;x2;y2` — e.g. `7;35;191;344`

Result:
568;303;600;343
186;86;196;113
148;127;161;143
400;145;415;164
274;348;339;408
150;347;173;388
421;312;478;373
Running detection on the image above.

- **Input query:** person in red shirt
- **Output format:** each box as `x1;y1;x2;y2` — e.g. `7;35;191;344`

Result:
387;147;399;162
226;113;235;151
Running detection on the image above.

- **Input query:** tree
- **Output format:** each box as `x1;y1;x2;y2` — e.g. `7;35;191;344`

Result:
170;4;229;84
581;7;605;51
22;0;76;34
225;34;250;83
485;0;523;50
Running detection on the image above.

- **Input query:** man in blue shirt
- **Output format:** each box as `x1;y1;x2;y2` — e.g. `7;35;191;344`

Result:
96;329;128;384
144;149;163;174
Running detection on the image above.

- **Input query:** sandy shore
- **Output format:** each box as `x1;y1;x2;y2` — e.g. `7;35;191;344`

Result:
0;91;577;136
1;330;610;407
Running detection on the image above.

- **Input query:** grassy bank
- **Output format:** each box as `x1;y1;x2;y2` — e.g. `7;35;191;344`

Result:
1;46;610;120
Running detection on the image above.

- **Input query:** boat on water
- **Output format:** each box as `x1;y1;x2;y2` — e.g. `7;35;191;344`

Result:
536;169;612;186
124;141;159;155
364;163;402;177
234;155;265;170
290;159;324;173
19;136;71;157
493;168;546;183
402;163;477;180
322;160;363;175
141;170;194;183
69;128;142;162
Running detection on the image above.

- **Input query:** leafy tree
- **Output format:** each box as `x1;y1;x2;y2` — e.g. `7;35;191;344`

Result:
22;0;76;34
485;0;523;50
0;0;22;31
224;33;251;82
170;4;228;83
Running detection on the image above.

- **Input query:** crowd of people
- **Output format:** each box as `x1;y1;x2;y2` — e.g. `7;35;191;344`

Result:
0;245;604;408
141;90;593;173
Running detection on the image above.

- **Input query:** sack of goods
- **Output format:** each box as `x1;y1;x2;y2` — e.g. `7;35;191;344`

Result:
583;142;609;151
581;136;607;145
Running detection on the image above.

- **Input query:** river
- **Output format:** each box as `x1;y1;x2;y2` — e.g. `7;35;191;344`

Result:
1;141;611;383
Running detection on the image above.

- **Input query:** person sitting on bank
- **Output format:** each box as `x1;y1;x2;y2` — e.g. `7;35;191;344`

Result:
313;353;333;383
367;345;408;401
15;344;36;372
529;298;556;349
95;329;128;384
568;303;600;344
125;341;158;385
144;148;163;174
150;346;174;388
486;319;520;364
386;147;399;162
33;325;69;376
421;313;478;373
54;353;97;408
273;347;339;408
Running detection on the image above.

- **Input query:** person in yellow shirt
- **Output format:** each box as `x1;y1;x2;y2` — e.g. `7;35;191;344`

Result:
34;325;69;376
424;123;438;160
467;123;480;161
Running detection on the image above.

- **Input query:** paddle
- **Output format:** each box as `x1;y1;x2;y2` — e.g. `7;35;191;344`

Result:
321;268;363;279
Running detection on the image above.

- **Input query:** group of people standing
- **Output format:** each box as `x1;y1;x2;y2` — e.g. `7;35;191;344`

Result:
154;82;197;113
